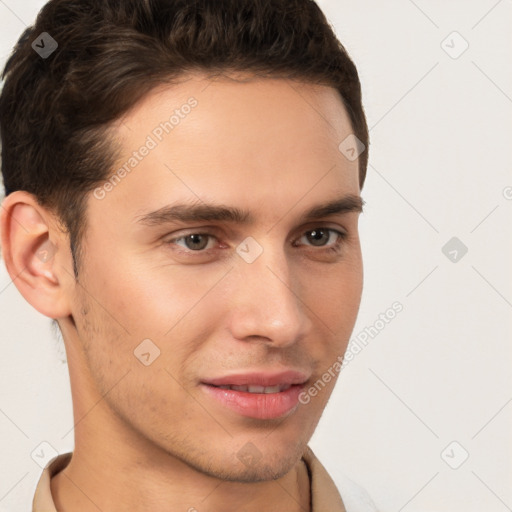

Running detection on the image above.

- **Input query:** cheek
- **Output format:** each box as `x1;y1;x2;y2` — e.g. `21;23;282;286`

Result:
75;294;189;423
302;259;363;368
85;249;227;340
310;260;362;325
83;263;231;391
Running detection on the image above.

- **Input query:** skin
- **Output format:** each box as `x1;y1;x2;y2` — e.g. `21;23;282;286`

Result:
0;72;363;512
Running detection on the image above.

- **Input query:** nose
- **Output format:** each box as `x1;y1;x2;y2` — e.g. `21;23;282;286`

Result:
226;242;312;348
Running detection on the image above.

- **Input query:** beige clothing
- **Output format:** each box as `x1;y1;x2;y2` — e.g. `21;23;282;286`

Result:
32;445;348;511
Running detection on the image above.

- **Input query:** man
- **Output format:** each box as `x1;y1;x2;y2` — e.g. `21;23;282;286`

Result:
0;0;377;510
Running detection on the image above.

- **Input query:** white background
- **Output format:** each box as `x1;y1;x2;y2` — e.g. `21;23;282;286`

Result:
1;1;511;511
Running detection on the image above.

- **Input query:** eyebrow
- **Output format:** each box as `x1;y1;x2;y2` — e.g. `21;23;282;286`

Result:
135;194;364;227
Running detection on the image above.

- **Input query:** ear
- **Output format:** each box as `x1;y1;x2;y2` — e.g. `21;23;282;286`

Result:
0;191;73;319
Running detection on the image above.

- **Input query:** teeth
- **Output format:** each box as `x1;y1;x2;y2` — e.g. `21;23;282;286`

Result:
248;385;265;393
216;384;292;394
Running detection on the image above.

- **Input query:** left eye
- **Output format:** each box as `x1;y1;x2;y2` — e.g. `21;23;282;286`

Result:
296;228;345;248
172;233;216;251
168;228;345;252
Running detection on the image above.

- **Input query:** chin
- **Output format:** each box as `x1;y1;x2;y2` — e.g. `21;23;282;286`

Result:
204;455;298;483
189;439;307;483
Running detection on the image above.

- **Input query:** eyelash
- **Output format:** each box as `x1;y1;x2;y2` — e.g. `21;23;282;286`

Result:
165;228;348;256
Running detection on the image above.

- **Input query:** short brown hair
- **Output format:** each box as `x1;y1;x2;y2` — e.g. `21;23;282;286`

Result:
0;0;369;278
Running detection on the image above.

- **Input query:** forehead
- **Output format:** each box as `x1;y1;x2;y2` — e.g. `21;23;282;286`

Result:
121;72;354;144
91;73;360;225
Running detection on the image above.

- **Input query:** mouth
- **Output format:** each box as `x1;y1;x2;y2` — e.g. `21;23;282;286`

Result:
213;384;293;393
201;370;309;420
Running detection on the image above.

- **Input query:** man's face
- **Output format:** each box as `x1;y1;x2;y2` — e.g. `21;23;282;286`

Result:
66;73;363;482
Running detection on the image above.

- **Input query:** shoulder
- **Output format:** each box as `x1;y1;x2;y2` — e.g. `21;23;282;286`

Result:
334;472;379;512
302;446;379;512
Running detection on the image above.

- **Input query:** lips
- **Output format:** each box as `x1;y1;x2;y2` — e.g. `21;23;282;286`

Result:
201;370;309;419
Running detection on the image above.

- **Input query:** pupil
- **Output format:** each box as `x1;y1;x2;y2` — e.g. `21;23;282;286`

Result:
308;229;327;246
187;234;207;250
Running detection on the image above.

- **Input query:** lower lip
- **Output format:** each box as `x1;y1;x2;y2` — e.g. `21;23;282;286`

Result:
201;384;304;420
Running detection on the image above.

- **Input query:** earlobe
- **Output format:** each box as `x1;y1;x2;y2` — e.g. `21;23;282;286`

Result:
0;191;72;319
